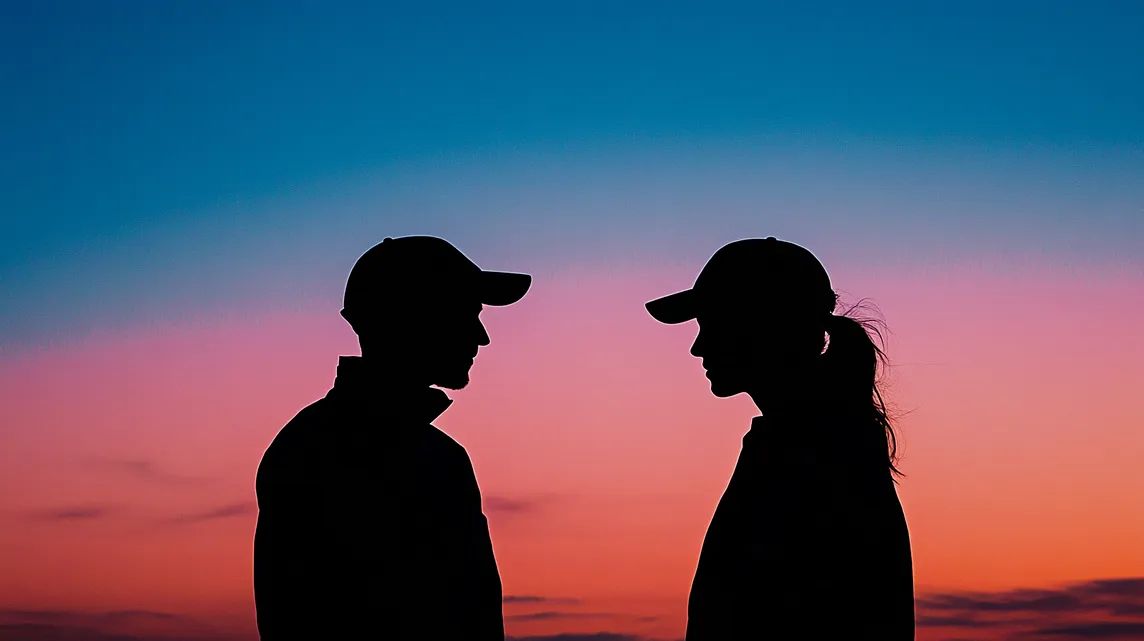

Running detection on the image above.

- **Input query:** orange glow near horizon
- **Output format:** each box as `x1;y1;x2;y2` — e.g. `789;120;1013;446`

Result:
2;262;1142;640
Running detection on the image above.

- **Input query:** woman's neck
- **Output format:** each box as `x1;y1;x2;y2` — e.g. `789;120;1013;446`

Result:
747;360;824;417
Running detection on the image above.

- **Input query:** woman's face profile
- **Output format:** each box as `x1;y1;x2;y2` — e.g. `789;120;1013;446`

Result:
692;311;769;398
691;304;815;399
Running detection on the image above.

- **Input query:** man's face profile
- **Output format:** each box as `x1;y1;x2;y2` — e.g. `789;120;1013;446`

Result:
418;298;490;390
362;294;488;390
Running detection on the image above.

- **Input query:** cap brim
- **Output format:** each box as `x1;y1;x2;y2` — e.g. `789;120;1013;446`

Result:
645;289;699;324
479;271;532;306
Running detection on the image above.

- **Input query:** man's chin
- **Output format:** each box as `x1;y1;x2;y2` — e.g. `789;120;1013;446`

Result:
434;371;472;390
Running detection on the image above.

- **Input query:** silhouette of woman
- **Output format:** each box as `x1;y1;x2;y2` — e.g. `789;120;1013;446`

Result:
646;238;915;640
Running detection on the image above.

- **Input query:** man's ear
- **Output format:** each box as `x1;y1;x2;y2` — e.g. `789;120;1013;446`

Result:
343;308;404;336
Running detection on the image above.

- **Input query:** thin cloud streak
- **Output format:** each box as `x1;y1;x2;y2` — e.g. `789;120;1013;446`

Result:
26;506;111;521
1018;622;1144;638
84;458;208;486
507;611;614;622
504;596;582;605
484;496;539;514
917;577;1144;639
0;608;237;641
506;635;648;641
160;502;256;525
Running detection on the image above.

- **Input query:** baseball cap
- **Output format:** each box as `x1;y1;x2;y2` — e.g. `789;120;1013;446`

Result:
645;237;836;324
343;236;531;315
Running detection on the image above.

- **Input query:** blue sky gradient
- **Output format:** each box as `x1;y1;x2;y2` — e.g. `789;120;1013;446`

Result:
2;0;1142;347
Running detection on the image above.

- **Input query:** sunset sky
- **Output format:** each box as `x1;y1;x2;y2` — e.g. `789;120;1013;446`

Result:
2;2;1143;640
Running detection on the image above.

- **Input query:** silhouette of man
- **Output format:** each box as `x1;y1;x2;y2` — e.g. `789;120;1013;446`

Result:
254;236;530;640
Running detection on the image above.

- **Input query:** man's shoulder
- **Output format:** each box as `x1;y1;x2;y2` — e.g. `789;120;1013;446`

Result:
424;424;473;462
272;397;334;444
256;398;333;485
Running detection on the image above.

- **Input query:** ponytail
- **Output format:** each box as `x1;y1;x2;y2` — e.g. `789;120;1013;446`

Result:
822;302;902;478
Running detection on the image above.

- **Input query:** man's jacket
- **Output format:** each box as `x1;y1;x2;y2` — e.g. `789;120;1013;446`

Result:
254;356;504;640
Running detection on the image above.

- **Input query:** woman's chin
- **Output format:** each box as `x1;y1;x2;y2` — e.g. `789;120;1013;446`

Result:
707;376;743;398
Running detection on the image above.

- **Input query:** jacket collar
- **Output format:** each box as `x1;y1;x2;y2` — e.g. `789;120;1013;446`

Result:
329;356;453;423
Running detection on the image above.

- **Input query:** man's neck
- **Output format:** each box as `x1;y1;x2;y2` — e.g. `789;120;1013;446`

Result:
333;356;453;422
346;354;433;389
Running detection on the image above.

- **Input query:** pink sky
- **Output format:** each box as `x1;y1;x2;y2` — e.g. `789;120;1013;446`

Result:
2;260;1142;640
